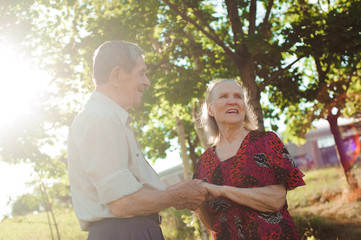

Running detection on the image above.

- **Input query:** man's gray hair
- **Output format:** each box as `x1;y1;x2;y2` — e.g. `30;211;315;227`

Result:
199;79;259;145
92;40;144;84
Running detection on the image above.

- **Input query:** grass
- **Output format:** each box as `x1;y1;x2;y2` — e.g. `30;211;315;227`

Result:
287;163;361;240
0;165;360;240
0;208;87;240
287;166;352;209
292;214;361;240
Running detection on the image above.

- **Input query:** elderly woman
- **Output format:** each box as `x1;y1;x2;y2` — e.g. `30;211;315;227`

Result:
193;79;305;240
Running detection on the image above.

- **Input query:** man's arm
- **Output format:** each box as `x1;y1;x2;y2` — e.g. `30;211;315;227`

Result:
108;179;207;218
204;183;286;212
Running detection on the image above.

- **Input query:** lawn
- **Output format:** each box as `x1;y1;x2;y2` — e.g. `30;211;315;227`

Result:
0;209;87;240
0;165;360;240
287;163;361;240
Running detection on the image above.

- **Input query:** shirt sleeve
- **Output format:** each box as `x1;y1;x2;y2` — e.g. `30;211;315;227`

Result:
269;132;306;191
80;115;142;204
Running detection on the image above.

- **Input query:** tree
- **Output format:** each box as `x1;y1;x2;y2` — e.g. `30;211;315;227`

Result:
277;0;361;192
0;0;211;236
0;3;74;239
162;0;307;131
1;0;310;170
4;0;360;234
11;193;40;216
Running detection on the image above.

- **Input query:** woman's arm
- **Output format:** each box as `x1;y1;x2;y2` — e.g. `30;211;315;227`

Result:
196;201;214;230
204;183;286;212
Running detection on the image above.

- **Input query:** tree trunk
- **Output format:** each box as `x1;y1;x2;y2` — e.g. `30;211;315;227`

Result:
40;184;55;240
191;102;210;149
187;135;199;171
176;116;192;180
43;182;61;240
239;60;265;131
326;112;359;192
40;180;61;240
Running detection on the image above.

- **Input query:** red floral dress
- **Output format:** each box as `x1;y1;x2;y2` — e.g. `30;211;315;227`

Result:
193;131;305;240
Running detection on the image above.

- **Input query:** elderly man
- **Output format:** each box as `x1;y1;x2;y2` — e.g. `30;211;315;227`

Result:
67;41;207;240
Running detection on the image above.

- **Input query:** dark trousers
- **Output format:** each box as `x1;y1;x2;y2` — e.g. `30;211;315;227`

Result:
88;214;164;240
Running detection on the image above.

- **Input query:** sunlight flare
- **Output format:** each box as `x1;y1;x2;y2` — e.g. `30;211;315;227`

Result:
0;44;51;127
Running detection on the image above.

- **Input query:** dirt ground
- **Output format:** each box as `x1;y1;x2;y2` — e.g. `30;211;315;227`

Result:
290;194;361;240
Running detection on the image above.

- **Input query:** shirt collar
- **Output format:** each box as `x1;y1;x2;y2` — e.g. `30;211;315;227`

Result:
90;91;132;127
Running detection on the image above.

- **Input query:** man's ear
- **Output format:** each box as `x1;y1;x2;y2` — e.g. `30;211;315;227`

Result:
109;66;125;87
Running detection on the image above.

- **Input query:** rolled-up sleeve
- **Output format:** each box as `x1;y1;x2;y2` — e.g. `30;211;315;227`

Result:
80;114;142;204
97;169;142;204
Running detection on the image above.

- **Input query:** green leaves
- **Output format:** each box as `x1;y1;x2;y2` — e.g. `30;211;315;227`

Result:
279;0;361;140
2;0;360;185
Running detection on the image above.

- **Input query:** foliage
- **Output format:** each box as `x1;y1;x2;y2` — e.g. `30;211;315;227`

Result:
1;1;359;161
0;0;360;236
0;1;81;227
0;0;313;166
278;0;361;144
270;0;361;190
160;208;200;240
11;194;40;217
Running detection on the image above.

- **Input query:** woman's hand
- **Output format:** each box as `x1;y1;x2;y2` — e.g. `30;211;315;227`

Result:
203;182;222;201
174;182;222;210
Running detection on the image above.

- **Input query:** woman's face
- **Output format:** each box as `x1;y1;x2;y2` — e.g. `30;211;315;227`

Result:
208;81;246;127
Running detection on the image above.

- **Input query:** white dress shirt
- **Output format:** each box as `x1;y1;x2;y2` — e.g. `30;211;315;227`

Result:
67;91;165;231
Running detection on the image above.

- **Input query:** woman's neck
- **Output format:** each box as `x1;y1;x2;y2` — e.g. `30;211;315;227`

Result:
214;124;249;161
218;124;247;145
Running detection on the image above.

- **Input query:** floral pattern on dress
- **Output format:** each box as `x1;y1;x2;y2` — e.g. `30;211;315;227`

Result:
193;131;305;240
253;153;271;168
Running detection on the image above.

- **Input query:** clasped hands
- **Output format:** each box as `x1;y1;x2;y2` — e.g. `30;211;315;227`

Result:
167;180;221;211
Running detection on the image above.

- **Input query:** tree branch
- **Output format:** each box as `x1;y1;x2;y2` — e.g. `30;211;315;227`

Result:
259;56;305;91
259;0;274;31
249;0;257;36
163;0;239;63
185;2;227;48
314;57;327;81
182;1;219;38
224;0;244;45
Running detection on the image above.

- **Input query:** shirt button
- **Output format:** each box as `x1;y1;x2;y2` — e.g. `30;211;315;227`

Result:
136;153;140;157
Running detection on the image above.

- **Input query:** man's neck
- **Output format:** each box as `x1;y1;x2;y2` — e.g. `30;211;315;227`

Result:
95;84;129;110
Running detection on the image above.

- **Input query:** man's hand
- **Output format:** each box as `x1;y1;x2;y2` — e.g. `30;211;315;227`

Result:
167;179;207;210
173;202;200;211
173;182;224;211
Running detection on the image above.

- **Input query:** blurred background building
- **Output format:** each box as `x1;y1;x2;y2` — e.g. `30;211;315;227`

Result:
158;119;361;187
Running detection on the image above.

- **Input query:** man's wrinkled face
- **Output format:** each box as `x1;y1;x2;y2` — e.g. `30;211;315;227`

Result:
118;56;150;109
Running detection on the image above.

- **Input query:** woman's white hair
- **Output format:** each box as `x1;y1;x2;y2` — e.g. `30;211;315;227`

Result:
199;79;258;145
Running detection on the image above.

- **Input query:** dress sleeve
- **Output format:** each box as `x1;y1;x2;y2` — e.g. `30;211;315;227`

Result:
269;132;306;191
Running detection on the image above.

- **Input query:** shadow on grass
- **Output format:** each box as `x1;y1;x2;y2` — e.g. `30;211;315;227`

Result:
293;215;361;240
